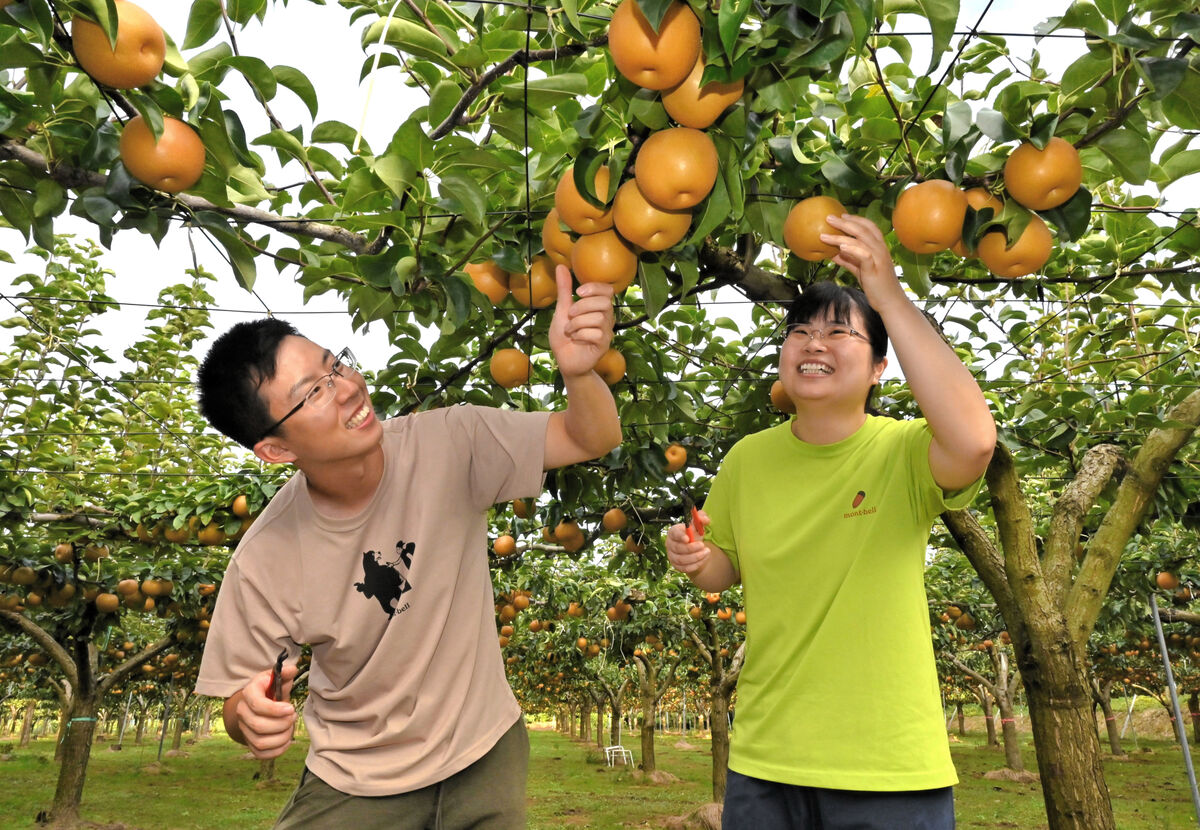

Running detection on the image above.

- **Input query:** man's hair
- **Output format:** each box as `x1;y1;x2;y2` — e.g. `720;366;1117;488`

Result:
783;281;889;412
198;318;303;449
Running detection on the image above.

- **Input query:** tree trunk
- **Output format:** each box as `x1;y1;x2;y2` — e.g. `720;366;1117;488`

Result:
171;710;186;750
610;699;623;747
19;700;35;747
50;697;99;824
1091;683;1125;757
980;690;998;746
1022;661;1114;829
579;697;591;743
710;689;731;802
1190;691;1199;744
640;688;657;772
595;700;605;750
566;704;576;738
257;757;277;782
995;695;1025;771
956;701;966;736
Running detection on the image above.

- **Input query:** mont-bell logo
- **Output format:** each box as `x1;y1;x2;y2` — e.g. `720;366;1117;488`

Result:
844;489;875;519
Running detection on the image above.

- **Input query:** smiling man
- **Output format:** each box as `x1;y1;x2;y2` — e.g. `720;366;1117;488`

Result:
665;215;995;830
193;265;620;829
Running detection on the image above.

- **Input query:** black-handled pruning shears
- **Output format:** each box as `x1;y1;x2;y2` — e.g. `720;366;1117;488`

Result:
267;647;287;702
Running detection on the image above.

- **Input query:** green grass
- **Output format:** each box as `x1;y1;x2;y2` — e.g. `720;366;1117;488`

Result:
0;726;1197;828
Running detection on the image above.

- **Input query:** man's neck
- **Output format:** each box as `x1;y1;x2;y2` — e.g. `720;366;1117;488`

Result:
301;445;386;519
790;407;868;446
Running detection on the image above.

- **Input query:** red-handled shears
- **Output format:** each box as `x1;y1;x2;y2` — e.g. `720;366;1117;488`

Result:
684;498;705;544
267;647;287;702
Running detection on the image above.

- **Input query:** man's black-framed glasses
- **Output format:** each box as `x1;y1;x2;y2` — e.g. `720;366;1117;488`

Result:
259;348;358;442
784;323;869;344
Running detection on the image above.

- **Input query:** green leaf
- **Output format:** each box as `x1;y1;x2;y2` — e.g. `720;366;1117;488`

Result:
273;66;319;119
976;108;1020;143
499;73;589;113
428;80;461;128
718;0;753;61
221;56;277;102
1059;49;1112;103
183;0;222;49
1137;57;1187;101
1158;149;1200;188
362;17;455;72
1036;187;1092;242
688;163;730;244
1094;0;1130;23
438;171;486;228
1057;1;1107;33
637;0;676;30
572;147;609;210
388;118;435;171
639;261;669;319
1173;13;1200;41
1161;67;1200;130
1095;129;1148;185
312;120;359;148
370;154;417;200
882;0;959;73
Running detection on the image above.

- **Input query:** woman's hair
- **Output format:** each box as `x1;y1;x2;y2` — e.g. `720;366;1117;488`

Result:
783;282;889;413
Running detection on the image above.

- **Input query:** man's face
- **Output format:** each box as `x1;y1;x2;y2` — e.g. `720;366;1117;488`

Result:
254;335;381;463
777;307;885;411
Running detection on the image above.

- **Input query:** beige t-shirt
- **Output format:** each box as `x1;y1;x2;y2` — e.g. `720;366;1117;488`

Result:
195;404;550;796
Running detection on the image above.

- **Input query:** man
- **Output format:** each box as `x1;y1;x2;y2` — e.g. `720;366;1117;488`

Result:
666;214;996;829
194;265;620;829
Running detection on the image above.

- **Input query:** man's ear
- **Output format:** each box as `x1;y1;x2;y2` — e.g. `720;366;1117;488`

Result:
254;437;296;465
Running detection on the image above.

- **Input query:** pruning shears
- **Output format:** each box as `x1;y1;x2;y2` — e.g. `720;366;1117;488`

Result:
267;647;287;702
680;490;705;544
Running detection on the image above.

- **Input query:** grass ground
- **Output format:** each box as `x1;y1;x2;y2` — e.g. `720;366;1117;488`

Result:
0;724;1196;828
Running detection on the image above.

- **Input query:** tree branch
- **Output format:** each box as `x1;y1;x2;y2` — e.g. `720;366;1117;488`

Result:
940;505;1019;627
1067;387;1200;642
0;609;79;692
1043;444;1123;604
0;138;369;252
429;37;607;141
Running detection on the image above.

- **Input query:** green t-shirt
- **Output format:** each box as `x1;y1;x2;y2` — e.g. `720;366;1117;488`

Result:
704;415;982;791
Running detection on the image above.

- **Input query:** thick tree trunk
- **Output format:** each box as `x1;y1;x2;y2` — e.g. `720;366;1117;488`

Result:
710;690;730;802
610;700;623;747
579;697;591;743
1022;658;1114;830
50;697;98;824
566;704;576;738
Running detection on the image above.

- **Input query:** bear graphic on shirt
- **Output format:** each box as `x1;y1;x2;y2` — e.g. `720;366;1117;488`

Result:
354;540;415;617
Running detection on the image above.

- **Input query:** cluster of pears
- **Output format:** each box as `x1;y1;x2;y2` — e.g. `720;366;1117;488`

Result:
784;137;1082;280
71;0;206;193
469;0;742;391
